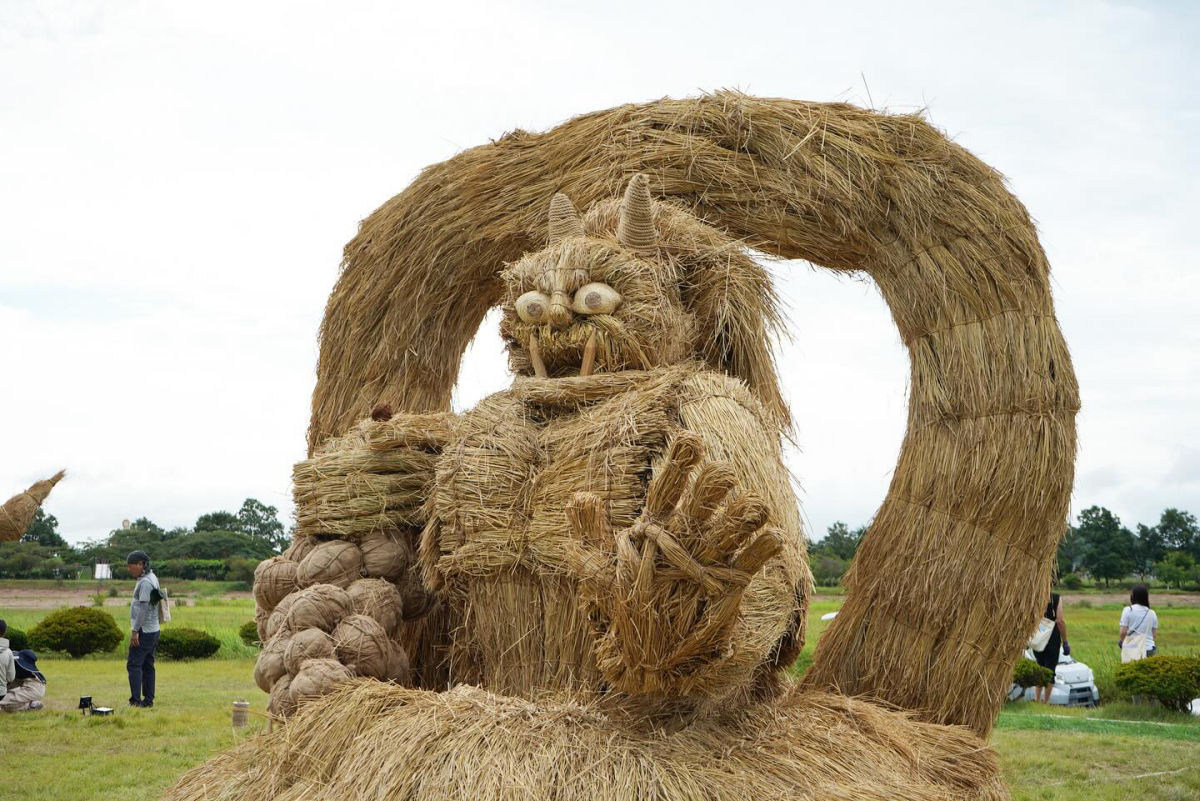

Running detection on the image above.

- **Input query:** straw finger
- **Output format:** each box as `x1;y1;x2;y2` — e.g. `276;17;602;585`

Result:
645;433;704;520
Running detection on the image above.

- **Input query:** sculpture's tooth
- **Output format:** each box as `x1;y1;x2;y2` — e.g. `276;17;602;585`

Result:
529;330;548;378
580;331;597;377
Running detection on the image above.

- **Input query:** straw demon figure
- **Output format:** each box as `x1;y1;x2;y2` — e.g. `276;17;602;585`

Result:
175;95;1077;801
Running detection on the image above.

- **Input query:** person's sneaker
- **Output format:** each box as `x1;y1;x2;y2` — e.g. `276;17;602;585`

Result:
129;700;143;707
28;701;43;710
141;701;154;709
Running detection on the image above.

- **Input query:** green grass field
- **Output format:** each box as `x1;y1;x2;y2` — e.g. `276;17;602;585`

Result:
2;588;1197;800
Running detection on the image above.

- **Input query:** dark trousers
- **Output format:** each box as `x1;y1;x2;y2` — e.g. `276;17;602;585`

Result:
127;629;160;705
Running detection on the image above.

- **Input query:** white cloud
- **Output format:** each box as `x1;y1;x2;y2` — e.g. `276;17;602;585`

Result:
1;0;1196;544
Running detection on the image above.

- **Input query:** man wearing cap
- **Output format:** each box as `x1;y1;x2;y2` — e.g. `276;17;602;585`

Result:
126;550;161;708
1;648;46;712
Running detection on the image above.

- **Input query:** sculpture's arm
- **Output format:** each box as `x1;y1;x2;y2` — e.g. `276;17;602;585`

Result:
252;409;457;712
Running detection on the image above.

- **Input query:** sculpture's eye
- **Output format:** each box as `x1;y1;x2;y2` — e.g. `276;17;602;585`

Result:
516;291;551;323
571;282;622;315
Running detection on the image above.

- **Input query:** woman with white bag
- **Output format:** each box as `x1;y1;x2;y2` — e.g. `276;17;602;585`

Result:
1030;591;1070;702
1119;584;1158;662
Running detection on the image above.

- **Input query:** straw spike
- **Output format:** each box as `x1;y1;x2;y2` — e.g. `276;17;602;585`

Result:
0;469;66;542
548;192;584;245
617;174;656;254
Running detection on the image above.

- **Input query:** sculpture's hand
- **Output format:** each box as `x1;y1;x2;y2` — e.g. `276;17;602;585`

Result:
567;433;781;695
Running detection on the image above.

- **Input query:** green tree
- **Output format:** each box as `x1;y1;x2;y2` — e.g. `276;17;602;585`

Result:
160;530;274;561
1157;508;1199;559
195;511;241;533
130;517;165;537
1132;522;1166;577
22;508;68;548
811;521;865;561
1056;524;1086;575
811;554;848;586
236;498;287;552
1076;506;1134;587
1156;552;1196;590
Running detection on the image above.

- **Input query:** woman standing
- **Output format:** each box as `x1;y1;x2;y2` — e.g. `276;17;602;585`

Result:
1032;592;1069;702
1119;584;1158;661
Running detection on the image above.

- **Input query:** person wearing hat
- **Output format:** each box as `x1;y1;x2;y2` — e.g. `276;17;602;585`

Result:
126;550;161;708
0;648;46;712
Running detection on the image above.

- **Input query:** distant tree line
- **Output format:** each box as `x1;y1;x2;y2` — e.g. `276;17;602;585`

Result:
808;505;1200;590
1057;506;1200;589
0;498;288;582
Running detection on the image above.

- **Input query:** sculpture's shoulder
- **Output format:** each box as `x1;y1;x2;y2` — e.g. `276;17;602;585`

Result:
677;370;778;434
449;388;532;446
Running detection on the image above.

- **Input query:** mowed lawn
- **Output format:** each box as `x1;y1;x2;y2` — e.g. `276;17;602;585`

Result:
2;590;1198;800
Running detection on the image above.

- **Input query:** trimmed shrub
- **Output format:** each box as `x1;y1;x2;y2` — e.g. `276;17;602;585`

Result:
158;627;221;660
1114;655;1200;712
29;607;123;658
6;627;29;651
239;620;261;647
1013;658;1054;688
1059;572;1083;590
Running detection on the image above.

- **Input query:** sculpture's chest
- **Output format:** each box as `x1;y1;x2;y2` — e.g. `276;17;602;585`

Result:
433;384;683;553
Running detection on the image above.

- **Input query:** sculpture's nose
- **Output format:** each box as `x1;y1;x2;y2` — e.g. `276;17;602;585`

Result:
548;290;573;329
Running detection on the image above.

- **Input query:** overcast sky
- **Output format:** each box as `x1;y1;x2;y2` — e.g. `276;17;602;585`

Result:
1;0;1196;546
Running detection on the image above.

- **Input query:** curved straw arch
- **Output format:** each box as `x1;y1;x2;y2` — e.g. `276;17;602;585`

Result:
311;93;1078;736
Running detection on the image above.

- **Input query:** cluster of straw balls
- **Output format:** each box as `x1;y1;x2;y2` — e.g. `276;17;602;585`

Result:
252;529;418;718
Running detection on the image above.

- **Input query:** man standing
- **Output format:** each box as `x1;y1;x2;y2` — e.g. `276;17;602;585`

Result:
126;550;161;708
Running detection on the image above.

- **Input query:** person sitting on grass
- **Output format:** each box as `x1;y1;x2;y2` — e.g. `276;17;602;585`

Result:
1;649;46;712
127;549;162;708
0;618;15;697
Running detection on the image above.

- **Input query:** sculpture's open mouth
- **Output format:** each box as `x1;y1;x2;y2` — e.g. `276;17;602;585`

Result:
528;329;598;378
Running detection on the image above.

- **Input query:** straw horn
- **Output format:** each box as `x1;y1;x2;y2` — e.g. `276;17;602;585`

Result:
617;174;656;254
548;192;584;245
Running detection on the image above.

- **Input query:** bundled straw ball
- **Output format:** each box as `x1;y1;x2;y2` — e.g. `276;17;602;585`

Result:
254;635;288;693
253;556;298;611
290;658;353;705
285;583;353;632
358;529;412;581
296;540;363;589
254;607;271;642
394;573;435;621
284;627;336;676
332;614;391;679
384;640;411;684
346;578;405;636
264;593;298;640
266;673;295;718
284;535;318;562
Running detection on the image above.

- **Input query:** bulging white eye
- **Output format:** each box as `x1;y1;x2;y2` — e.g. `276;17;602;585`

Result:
516;291;551;323
571;282;622;315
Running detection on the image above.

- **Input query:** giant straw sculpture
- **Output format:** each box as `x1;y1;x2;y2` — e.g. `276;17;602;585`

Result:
168;93;1078;801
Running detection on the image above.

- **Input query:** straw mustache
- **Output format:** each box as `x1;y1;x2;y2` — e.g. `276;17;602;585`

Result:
516;318;654;379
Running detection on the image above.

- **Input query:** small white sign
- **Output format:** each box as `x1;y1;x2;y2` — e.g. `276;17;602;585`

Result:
94;562;112;580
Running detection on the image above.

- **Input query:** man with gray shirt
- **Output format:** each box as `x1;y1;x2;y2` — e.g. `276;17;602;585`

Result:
126;550;161;708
